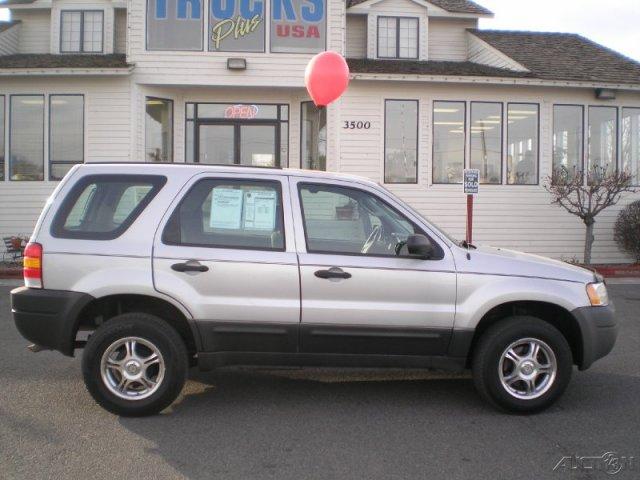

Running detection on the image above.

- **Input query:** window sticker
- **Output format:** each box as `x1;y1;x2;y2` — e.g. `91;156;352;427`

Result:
243;189;277;231
210;188;243;229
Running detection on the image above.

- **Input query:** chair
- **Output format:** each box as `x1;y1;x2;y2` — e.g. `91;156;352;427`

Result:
3;236;24;262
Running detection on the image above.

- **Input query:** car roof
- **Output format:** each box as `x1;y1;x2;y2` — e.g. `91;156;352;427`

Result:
74;162;380;188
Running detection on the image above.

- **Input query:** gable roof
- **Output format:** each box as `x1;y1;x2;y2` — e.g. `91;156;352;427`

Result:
0;0;39;5
347;0;492;15
469;30;640;85
0;54;130;70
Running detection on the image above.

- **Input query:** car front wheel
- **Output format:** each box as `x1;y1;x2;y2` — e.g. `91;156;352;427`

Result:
81;313;188;417
472;316;573;413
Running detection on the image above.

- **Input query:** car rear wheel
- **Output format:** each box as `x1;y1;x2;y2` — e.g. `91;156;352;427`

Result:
82;313;188;417
472;316;573;413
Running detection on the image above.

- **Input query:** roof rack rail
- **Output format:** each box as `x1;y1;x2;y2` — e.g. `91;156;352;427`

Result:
85;162;284;170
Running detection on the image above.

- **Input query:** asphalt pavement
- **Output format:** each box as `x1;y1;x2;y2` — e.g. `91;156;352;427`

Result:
1;284;639;480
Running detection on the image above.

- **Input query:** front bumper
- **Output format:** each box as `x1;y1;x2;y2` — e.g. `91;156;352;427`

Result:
572;304;618;370
11;287;94;356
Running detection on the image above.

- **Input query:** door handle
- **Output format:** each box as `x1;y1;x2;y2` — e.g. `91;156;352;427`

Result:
171;261;209;273
314;268;352;280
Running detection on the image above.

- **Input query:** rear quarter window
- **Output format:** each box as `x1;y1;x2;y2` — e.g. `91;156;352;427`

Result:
51;174;167;240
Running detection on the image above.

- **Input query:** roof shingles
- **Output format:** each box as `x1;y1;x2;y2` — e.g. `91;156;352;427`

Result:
469;30;640;85
0;54;130;70
347;0;492;15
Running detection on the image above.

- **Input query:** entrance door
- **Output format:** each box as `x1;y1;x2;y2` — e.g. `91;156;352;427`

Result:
197;123;278;167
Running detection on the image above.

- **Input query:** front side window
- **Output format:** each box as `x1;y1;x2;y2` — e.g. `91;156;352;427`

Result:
50;95;84;180
301;101;326;171
622;107;640;184
61;10;103;53
588;106;617;176
433;101;465;184
470;102;502;184
145;98;173;163
10;95;44;181
507;103;539;185
377;17;418;59
385;100;418;183
299;183;419;257
553;105;584;181
52;175;166;239
163;179;285;251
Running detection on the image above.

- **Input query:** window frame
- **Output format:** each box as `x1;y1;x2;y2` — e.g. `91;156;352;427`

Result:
50;174;167;240
0;95;4;181
587;105;619;179
384;98;419;184
622;106;640;186
376;16;419;60
552;104;585;181
60;10;104;54
9;94;45;182
432;100;467;185
49;94;85;181
161;177;287;252
469;101;504;185
145;96;174;163
297;182;444;260
506;102;540;186
300;100;327;171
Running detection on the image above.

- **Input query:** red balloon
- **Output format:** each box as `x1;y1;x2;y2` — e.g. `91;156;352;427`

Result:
304;51;350;108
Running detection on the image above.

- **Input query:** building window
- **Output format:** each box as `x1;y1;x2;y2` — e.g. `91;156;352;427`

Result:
470;102;502;184
588;106;617;177
622;107;640;185
50;95;84;181
145;98;173;163
0;96;4;181
301;102;326;171
377;17;418;59
433;101;465;184
9;95;44;181
507;103;539;185
553;105;584;181
61;11;104;53
385;100;418;183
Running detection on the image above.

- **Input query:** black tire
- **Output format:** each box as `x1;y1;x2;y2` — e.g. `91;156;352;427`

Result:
472;316;573;413
82;313;188;417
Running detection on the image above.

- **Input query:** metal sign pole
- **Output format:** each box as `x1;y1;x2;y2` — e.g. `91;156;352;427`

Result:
463;169;480;246
466;194;474;245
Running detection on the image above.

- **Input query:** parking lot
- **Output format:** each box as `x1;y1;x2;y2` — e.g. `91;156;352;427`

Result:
1;283;639;480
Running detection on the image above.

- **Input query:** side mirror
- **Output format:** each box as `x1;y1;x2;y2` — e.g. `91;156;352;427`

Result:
406;234;434;259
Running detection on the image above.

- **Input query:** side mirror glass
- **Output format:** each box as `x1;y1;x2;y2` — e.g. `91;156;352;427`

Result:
406;234;434;259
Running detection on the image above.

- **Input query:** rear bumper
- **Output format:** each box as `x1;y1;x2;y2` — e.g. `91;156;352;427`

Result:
11;287;94;356
572;304;619;370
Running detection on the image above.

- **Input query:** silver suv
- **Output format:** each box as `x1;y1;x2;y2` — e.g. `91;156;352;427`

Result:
11;164;617;416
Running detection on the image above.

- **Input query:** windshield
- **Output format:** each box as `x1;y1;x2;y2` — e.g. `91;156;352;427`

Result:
376;183;459;245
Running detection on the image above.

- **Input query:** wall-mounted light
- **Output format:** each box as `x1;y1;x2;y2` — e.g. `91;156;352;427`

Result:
227;58;247;70
595;88;616;100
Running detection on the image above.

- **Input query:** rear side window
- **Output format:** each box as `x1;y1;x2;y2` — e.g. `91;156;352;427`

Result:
162;179;285;251
51;174;166;240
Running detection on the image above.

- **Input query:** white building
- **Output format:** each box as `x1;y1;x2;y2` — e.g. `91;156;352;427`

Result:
0;0;639;263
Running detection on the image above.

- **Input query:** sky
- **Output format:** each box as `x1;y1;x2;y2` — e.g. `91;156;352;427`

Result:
0;0;638;61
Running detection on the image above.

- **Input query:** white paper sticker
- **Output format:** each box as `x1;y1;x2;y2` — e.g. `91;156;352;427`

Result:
210;188;243;229
243;190;277;231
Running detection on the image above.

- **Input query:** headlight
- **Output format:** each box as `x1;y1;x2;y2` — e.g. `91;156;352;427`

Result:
586;282;609;306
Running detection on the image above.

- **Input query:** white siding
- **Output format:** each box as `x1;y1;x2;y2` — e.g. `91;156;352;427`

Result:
114;8;127;54
0;77;132;243
468;33;529;71
12;10;50;54
128;0;345;87
365;0;428;60
346;14;367;58
336;81;640;264
427;18;476;61
0;23;20;55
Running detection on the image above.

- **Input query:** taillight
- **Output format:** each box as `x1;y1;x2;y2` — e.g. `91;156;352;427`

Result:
23;242;43;289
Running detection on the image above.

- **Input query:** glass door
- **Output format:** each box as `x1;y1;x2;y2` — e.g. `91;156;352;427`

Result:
198;124;234;164
197;122;279;167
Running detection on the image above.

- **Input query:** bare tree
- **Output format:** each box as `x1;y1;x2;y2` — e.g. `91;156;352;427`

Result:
545;166;635;265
